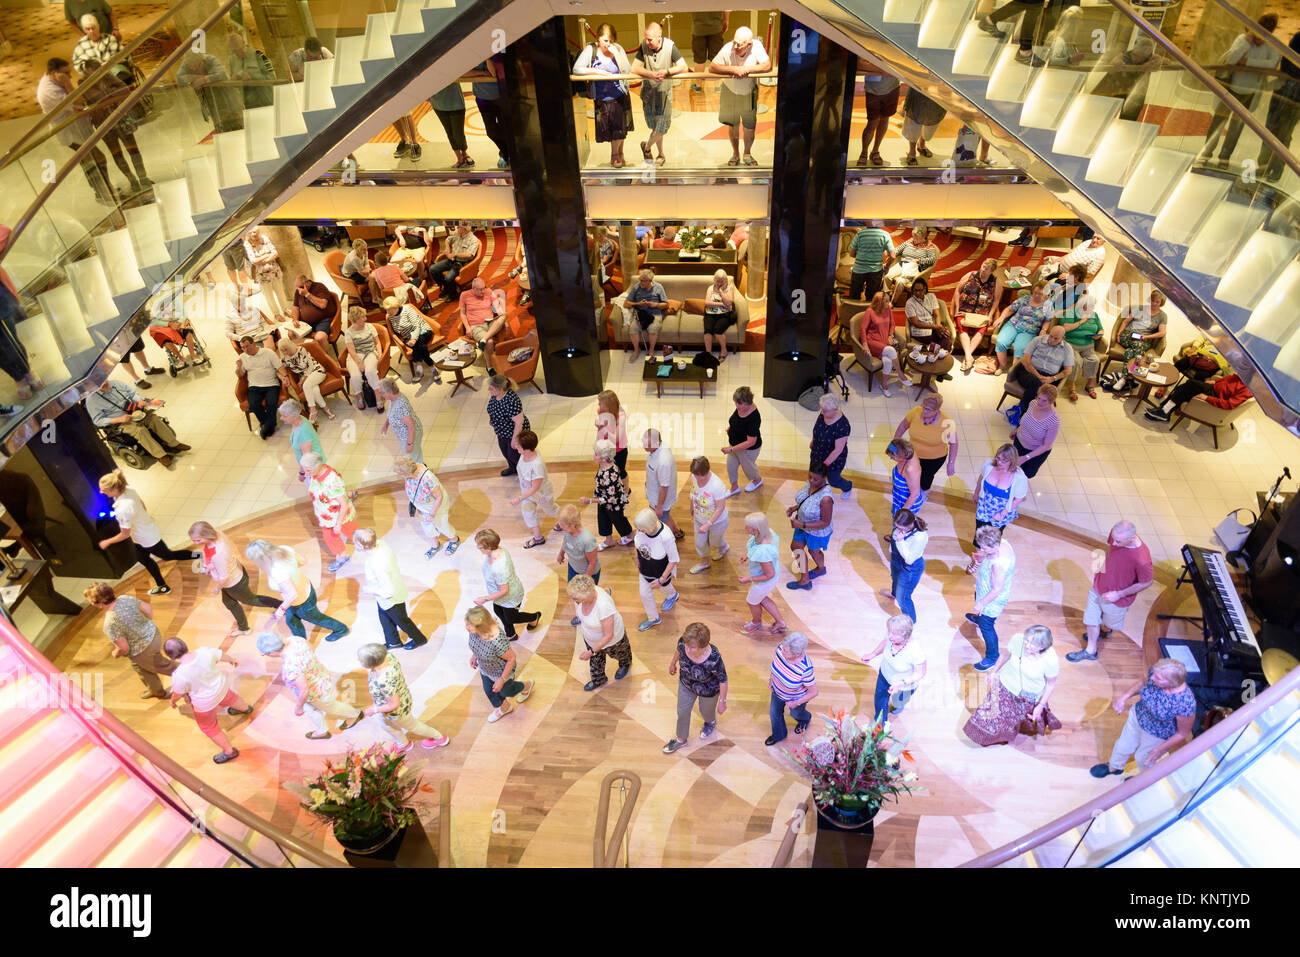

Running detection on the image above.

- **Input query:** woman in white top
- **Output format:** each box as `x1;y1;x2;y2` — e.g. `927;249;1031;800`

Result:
341;304;384;410
861;614;927;720
880;508;927;623
687;455;730;575
189;520;278;637
394;455;459;558
903;276;950;352
96;469;199;595
702;270;735;361
567;573;632;692
886;226;940;302
277;337;333;421
245;539;349;642
964;624;1062;746
739;512;787;635
243;227;288;318
632;507;680;632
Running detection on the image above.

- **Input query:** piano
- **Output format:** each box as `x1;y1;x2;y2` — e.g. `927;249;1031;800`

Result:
1178;544;1263;678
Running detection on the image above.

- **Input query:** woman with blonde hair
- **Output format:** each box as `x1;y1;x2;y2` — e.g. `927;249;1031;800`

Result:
190;520;278;637
245;539;348;642
861;614;927;720
302;451;357;572
276;337;333;423
580;439;634;549
341;305;384;411
632;506;680;632
243;227;288;318
594;389;629;479
964;624;1061;747
1091;657;1195;777
473;528;541;639
357;642;449;751
83;582;176;699
739;511;786;634
885;438;925;515
96;469;199;596
355;527;428;650
466;604;535;722
702;270;735;361
893;394;957;493
394;455;459;558
853;290;911;397
972;442;1028;549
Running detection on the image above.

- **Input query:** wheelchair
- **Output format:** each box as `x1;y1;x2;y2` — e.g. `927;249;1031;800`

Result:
98;416;172;470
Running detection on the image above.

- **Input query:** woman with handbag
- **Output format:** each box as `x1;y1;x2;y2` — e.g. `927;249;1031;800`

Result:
243;228;289;319
573;23;632;168
964;624;1061;747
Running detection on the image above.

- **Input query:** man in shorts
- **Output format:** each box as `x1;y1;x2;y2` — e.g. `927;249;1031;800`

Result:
709;27;771;167
624;268;670;361
632;22;686;166
690;11;727;92
459;277;507;356
1067;520;1153;662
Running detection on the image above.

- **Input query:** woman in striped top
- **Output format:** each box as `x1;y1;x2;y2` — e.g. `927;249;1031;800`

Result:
766;632;818;746
886;438;926;515
383;295;438;383
1011;383;1060;479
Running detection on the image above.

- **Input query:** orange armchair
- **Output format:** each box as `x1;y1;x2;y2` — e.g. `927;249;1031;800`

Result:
235;374;291;431
298;339;349;404
491;329;540;392
325;250;366;302
452;232;486;292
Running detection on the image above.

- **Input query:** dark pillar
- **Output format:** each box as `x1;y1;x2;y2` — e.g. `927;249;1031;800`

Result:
500;20;603;397
3;405;135;580
763;21;856;400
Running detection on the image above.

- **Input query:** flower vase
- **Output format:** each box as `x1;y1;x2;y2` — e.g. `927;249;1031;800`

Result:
335;822;408;863
812;794;878;867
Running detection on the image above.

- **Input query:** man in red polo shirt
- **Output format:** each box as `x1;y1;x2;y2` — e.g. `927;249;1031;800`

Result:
1067;519;1153;663
368;250;406;302
459;278;506;356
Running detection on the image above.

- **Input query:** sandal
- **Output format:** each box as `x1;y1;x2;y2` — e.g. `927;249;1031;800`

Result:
917;146;932;158
655;155;665;166
611;159;625;168
1085;387;1098;399
1068;391;1079;403
742;154;758;166
769;623;788;635
905;156;918;166
522;536;546;549
640;140;652;161
726;156;739;167
305;731;331;740
741;622;765;634
444;538;461;555
870;152;883;167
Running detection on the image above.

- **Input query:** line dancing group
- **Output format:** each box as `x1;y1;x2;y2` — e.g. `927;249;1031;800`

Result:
85;379;1198;780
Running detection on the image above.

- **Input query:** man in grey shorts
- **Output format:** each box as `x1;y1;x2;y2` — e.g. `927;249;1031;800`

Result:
709;27;771;167
691;11;727;92
632;22;686;167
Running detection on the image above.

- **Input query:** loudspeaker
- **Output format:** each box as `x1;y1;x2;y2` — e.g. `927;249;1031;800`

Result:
3;404;135;580
1249;491;1300;628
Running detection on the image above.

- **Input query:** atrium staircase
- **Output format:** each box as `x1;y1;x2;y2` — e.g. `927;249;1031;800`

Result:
964;665;1300;867
0;634;333;867
831;0;1300;416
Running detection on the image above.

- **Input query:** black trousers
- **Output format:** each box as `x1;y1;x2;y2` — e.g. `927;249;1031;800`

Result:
434;108;468;151
477;98;508;161
136;541;197;589
849;268;884;301
919;454;947;492
247;384;279;437
0;285;32;383
1013;436;1050;478
1167;378;1215;410
408;330;435;365
597;504;632;538
429;258;462;295
497;433;520;472
378;601;427;647
494;603;535;638
220;566;279;630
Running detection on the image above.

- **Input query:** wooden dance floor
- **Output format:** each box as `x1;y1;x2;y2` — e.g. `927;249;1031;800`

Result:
45;462;1188;867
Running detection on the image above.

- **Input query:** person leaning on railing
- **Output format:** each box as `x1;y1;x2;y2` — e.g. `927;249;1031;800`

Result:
1258;29;1300;182
227;26;276;110
35;57;117;206
177;50;244;134
1197;12;1281;167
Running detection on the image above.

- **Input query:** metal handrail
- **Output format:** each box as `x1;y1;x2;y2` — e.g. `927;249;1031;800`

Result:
1;0;201;169
0;0;243;269
770;801;809;867
961;662;1300;867
1209;0;1300;76
593;770;641;868
1105;0;1300;181
0;621;343;868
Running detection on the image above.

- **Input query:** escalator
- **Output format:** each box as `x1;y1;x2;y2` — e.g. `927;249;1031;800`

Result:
817;0;1300;428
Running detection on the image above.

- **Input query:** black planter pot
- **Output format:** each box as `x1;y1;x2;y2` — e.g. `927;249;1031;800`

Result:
812;799;878;867
335;823;408;864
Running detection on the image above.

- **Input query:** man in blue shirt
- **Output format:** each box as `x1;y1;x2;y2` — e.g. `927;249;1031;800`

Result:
84;378;190;467
625;268;670;361
848;226;896;301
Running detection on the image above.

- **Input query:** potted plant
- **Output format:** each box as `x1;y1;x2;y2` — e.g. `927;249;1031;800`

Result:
300;744;427;858
677;226;708;260
793;710;918;832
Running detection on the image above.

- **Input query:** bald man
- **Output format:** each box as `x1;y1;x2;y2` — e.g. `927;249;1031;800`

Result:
1067;521;1153;663
632;22;687;166
709;27;772;167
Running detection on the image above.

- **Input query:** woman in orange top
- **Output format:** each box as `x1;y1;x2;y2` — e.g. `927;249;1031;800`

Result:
893;393;958;493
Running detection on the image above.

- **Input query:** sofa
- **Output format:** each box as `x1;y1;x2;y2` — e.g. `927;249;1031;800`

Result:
607;273;748;349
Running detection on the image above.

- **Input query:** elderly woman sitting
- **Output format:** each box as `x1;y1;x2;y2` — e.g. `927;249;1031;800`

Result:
382;295;438;383
701;270;735;361
886;226;940;303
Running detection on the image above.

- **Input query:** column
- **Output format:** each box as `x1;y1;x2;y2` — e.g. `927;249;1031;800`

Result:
500;18;603;397
746;224;767;301
618;225;638;295
263;224;312;309
762;20;856;400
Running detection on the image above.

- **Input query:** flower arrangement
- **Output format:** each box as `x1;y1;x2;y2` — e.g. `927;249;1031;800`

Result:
300;744;427;842
677;226;709;252
794;710;919;813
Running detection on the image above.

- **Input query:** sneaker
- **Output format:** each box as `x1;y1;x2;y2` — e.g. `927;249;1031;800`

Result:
840;486;853;501
689;562;710;574
1144;407;1171;422
764;734;782;746
1066;649;1099;662
880;386;891;397
663;737;688;754
420;735;451;749
148;584;171;596
515;680;535;703
409;144;422;161
212;749;239;764
661;592;679;612
721;487;740;499
583;679;607;692
614;664;630;680
744;479;764;493
402;638;428;650
328;555;350;572
699;721;716;739
977;16;1006;36
487;700;515;723
324;630;350;643
690;83;703;93
570;615;581;626
638;618;662;631
1090;763;1123;779
394;141;411;158
973;657;997;671
134;378;152;390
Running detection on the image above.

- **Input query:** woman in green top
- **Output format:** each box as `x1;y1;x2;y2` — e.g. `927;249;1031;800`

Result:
1050;264;1102;402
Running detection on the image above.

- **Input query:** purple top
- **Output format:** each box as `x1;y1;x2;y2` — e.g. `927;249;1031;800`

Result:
1016;407;1059;451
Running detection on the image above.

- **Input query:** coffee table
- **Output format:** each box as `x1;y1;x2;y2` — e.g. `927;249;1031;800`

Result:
903;352;955;399
434;356;478;397
1126;360;1178;414
642;358;713;398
